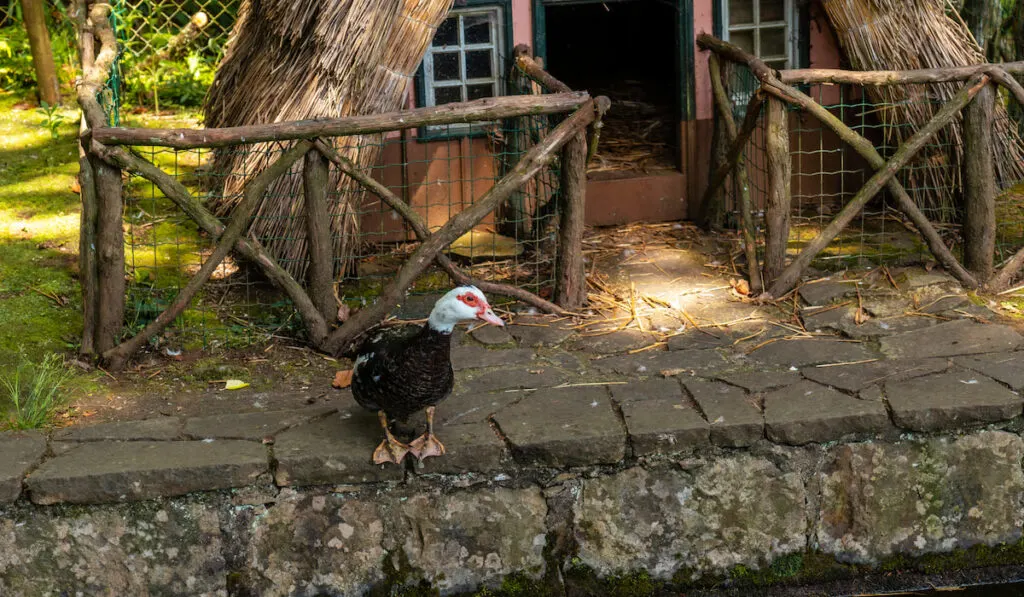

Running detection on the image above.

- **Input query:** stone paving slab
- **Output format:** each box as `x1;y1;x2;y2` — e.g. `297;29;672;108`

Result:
799;280;858;305
469;324;515;345
620;398;708;456
508;317;573;347
683;380;763;447
451;345;535;370
608;378;684;403
764;381;891;445
184;406;336;441
0;431;45;503
434;391;520;426
457;366;569;395
801;305;855;332
748;338;874;368
838;316;936;340
592;349;728;377
274;410;405;485
955;352;1024;390
800;357;949;393
25;440;268;504
716;370;800;392
53;417;182;442
418;422;507;475
493;387;625;467
880;319;1023;359
567;329;657;355
885;372;1024;432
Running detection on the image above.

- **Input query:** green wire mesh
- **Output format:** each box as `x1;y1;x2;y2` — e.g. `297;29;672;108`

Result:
108;25;565;351
720;61;1024;277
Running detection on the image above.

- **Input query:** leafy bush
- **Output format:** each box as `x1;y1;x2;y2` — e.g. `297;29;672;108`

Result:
2;352;74;430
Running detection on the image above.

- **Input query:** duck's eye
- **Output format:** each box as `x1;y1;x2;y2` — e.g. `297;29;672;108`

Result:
464;294;477;304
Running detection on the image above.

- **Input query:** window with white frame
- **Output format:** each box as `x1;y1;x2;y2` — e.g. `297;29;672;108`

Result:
423;7;504;108
721;0;796;71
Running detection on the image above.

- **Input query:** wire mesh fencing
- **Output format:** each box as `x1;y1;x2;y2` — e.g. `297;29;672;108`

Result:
718;60;1024;278
116;59;566;352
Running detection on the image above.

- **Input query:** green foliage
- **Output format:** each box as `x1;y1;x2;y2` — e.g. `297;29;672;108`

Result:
2;352;73;430
0;4;79;95
36;101;66;140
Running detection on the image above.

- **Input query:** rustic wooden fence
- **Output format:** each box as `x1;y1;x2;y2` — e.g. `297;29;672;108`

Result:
697;34;1024;300
76;2;608;371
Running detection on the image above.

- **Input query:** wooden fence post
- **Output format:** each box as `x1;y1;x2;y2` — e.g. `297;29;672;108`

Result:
763;96;791;287
93;157;125;353
962;82;996;282
303;147;336;322
555;129;588;309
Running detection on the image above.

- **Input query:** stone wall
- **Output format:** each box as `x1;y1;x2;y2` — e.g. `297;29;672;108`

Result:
3;427;1024;596
5;312;1024;595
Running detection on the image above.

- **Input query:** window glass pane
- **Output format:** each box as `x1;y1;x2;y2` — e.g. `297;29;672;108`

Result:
729;29;754;54
729;0;754;25
463;13;492;44
433;17;458;47
433;52;461;81
761;26;787;56
434;86;463;104
467;83;494;101
766;59;787;71
466;49;493;79
759;0;785;22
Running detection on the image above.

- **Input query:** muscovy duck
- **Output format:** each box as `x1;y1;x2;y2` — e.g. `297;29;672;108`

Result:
351;286;504;465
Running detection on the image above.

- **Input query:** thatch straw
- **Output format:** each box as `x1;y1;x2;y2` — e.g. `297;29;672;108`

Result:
821;0;1024;222
203;0;454;280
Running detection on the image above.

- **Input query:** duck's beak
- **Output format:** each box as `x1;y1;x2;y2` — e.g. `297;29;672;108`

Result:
478;307;504;326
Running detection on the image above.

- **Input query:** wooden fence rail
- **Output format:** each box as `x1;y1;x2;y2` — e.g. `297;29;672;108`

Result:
696;33;1024;300
76;0;605;370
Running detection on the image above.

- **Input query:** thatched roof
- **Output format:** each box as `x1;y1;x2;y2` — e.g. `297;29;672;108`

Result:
822;0;1024;221
203;0;454;279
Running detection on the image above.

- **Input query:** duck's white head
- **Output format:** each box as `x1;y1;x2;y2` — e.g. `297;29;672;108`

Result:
427;286;504;333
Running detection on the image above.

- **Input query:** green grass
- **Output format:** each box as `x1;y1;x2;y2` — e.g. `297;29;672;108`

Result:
1;352;74;430
0;94;83;370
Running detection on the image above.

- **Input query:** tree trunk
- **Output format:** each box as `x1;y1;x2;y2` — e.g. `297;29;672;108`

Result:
959;0;1002;60
555;130;588;309
962;83;996;282
303;148;336;323
21;0;61;105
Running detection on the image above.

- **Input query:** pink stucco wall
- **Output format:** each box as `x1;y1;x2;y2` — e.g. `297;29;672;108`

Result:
512;0;532;47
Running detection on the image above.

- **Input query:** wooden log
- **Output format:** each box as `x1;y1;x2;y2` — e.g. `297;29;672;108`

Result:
962;83;997;282
311;139;566;314
303;148;336;322
696;33;777;81
93;157;124;353
78;152;98;356
102;141;314;370
697;33;980;293
21;0;61;105
555;130;588;309
77;2;117;130
513;44;572;93
766;75;990;297
763;96;791;288
91;141;331;350
757;78;981;293
322;100;599;356
986;66;1024;107
779;62;1024;86
91;92;591;149
708;53;762;292
697;91;765;230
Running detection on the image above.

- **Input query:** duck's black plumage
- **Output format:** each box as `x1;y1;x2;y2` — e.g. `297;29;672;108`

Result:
350;324;455;422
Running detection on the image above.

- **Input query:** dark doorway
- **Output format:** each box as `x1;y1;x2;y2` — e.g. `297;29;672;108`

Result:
543;0;679;178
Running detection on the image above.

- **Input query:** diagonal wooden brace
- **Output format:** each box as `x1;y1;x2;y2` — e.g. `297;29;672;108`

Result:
311;139;566;314
93;141;326;369
322;100;601;355
763;74;990;297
